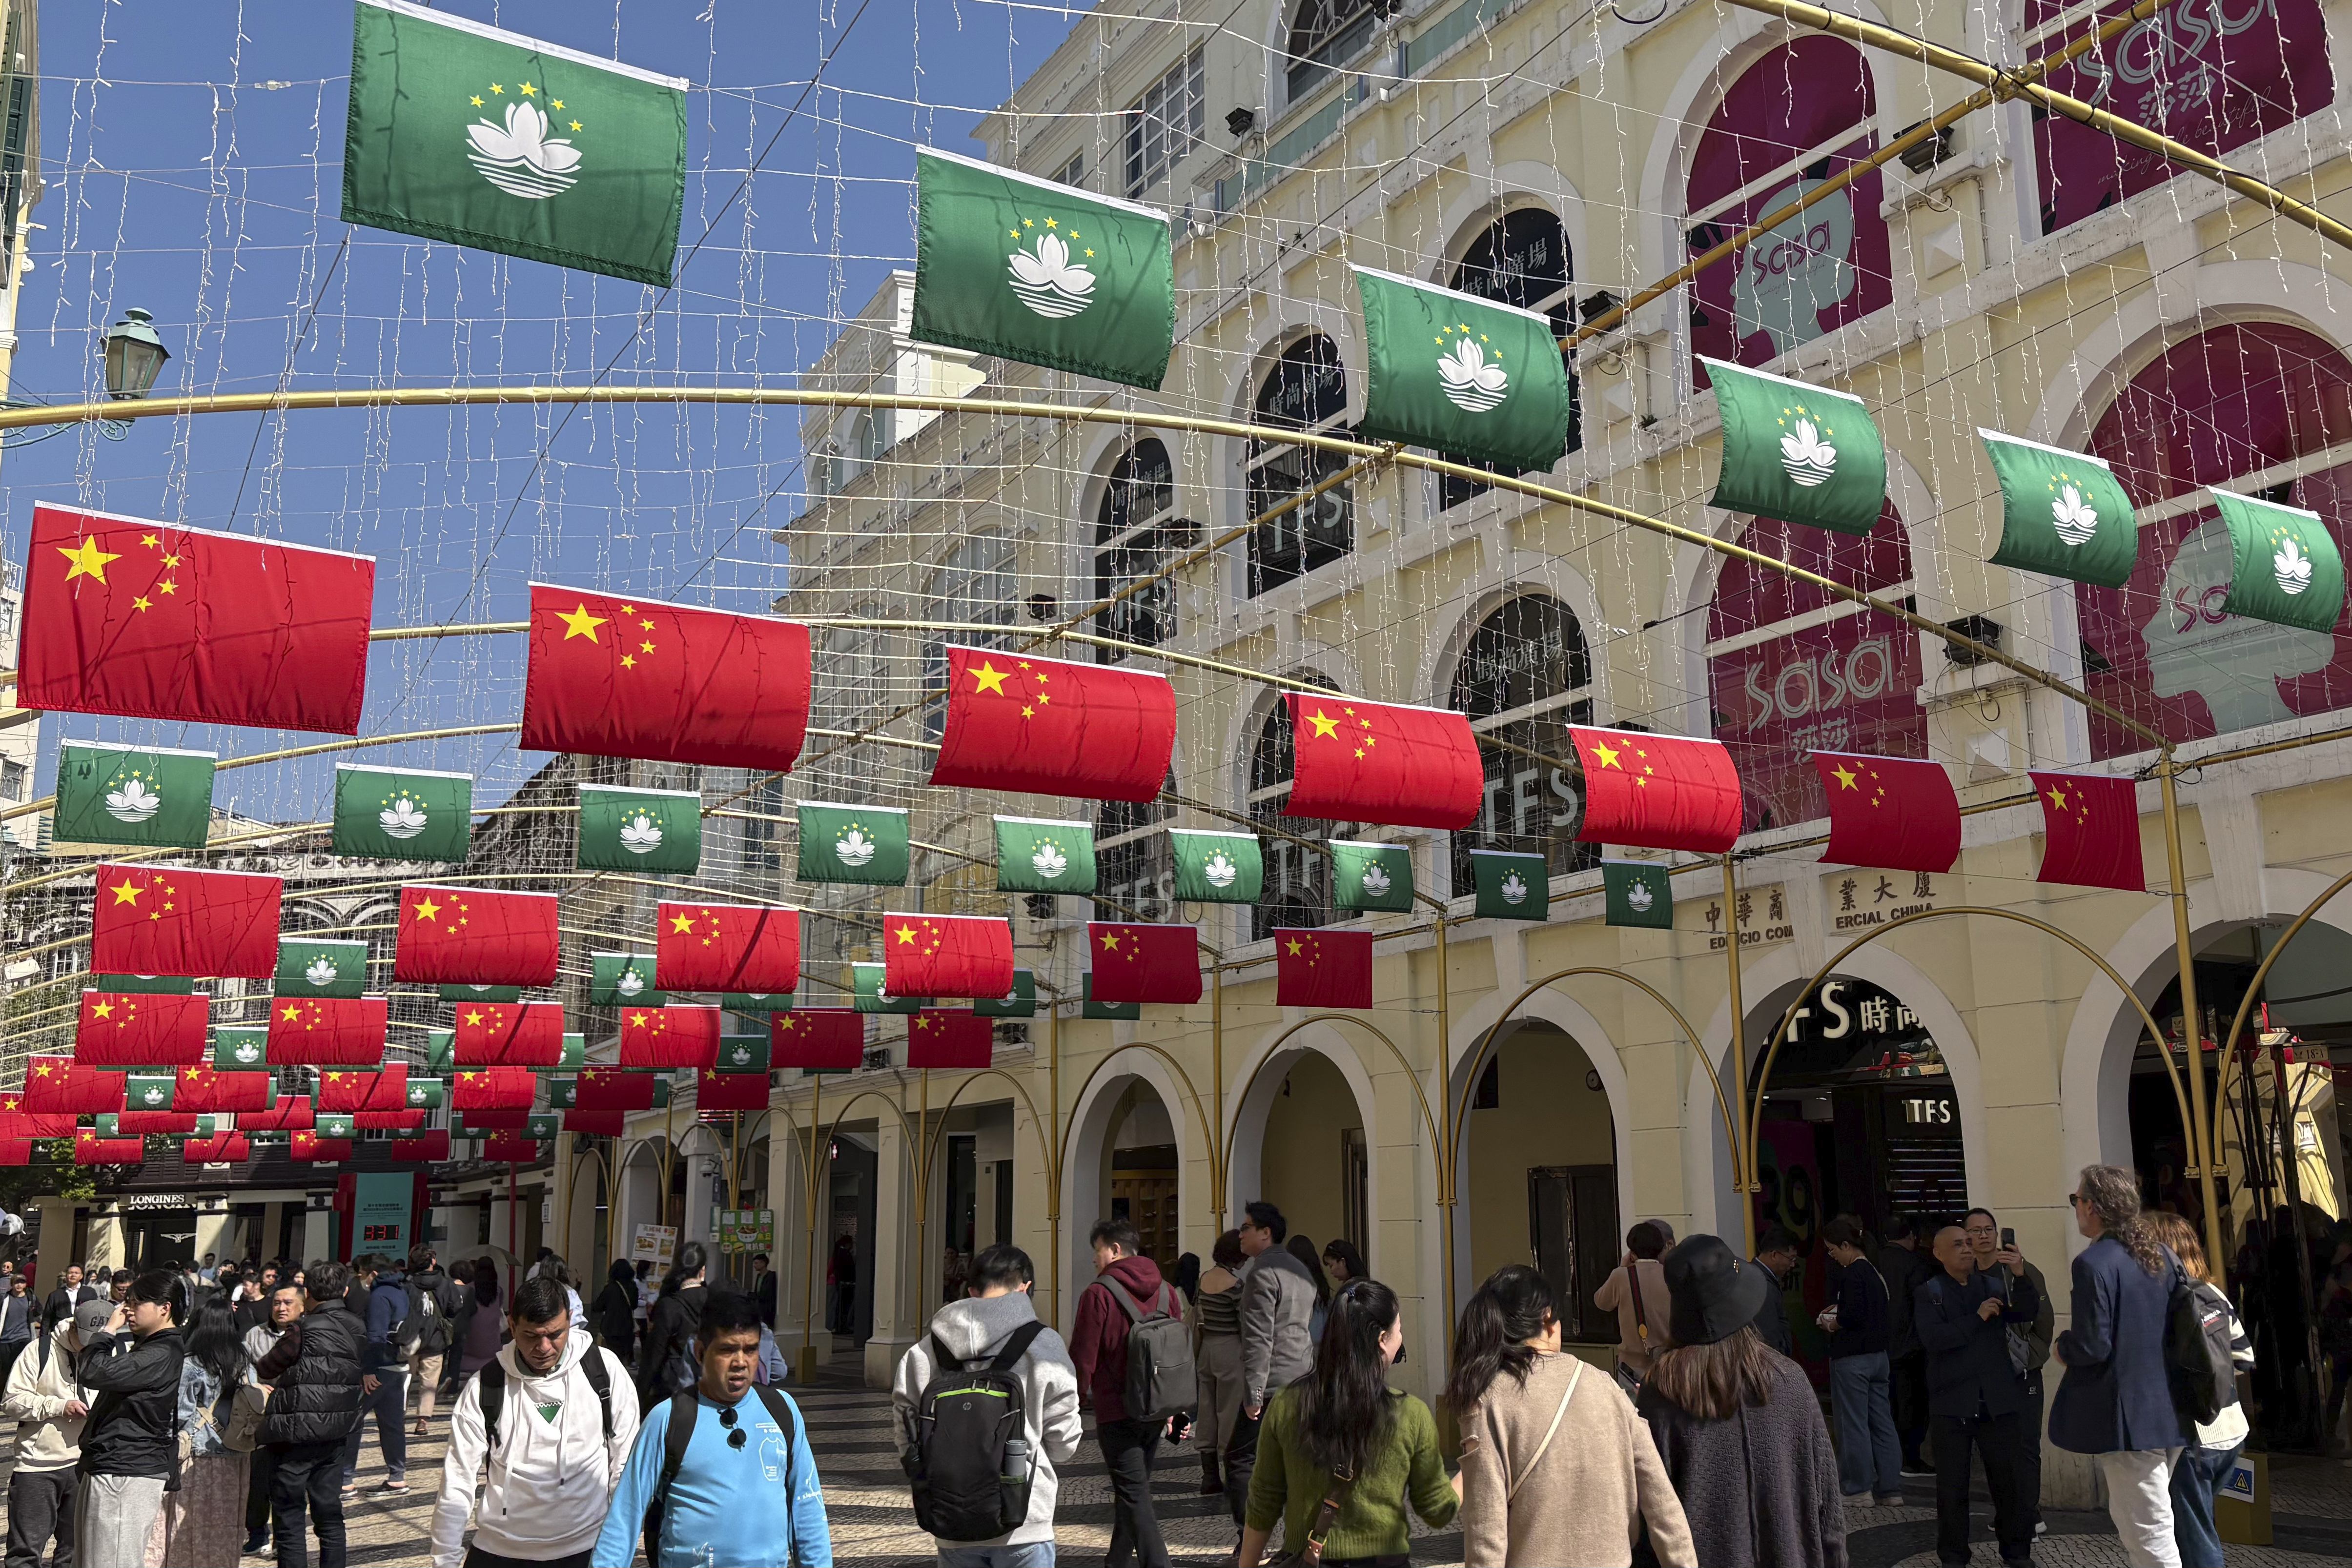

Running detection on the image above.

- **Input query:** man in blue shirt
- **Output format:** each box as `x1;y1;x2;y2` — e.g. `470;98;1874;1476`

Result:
592;1289;831;1568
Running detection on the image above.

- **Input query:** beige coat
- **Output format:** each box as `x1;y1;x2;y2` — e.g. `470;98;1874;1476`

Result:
1456;1351;1696;1568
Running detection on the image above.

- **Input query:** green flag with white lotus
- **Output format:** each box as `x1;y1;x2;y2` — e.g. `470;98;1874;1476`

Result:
213;1028;270;1070
2213;489;2346;632
341;0;687;286
315;1113;358;1139
973;969;1037;1018
1352;267;1574;474
851;962;924;1015
1603;860;1674;930
591;953;666;1008
995;816;1097;895
333;765;473;862
1331;840;1414;913
1704;357;1886;536
715;1037;772;1073
52;743;215;850
1470;850;1549;921
1170;829;1263;903
97;975;196;995
276;939;371;999
561;1033;587;1069
1979;430;2138;588
124;1076;176;1111
797;803;909;885
405;1076;446;1110
911;148;1175;391
578;784;701;873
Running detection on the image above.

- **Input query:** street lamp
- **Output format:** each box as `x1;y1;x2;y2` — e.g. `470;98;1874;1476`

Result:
98;308;169;441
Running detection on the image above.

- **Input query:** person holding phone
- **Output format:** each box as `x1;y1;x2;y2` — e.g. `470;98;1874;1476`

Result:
1918;1225;2040;1567
1966;1208;2053;1537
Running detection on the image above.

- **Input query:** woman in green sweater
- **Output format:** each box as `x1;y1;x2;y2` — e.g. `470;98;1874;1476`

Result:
1236;1278;1459;1567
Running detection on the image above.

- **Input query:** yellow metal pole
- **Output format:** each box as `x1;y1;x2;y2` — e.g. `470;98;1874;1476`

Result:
1436;913;1459;1356
1210;965;1226;1229
1722;855;1757;1255
1049;1003;1064;1328
2157;750;2229;1286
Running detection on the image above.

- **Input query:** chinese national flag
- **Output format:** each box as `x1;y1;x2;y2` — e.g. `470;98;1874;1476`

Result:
573;1066;656;1113
75;1131;145;1164
91;865;282;979
458;1107;531;1132
907;1010;993;1070
1814;753;1960;874
619;1006;721;1070
929;647;1175;803
695;1069;770;1112
1571;728;1743;855
451;1069;536;1112
266;996;387;1066
1283;694;1483;830
519;585;812;774
563;1109;627;1136
289;1132;352;1162
2031;772;2146;892
391;1131;451;1162
22;1059;125;1114
317;1066;409;1113
239;1094;314;1132
19;504;375;733
1086;923;1203;1005
0;1106;76;1138
655;902;800;995
355;1110;428;1131
1274;928;1374;1009
881;912;1015;1000
184;1133;251;1163
772;1010;863;1071
482;1132;546;1162
392;886;558;987
176;1065;271;1113
0;1142;29;1167
76;991;208;1064
452;1002;567;1066
115;1111;196;1135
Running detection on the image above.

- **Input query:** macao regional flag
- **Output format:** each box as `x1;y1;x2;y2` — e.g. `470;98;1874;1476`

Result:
392;885;558;987
91;865;282;980
655;902;800;995
619;1005;721;1069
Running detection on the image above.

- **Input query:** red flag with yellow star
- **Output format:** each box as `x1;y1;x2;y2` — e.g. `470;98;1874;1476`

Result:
654;902;800;995
772;1010;864;1071
90;864;282;979
695;1068;770;1112
451;1001;566;1066
74;990;208;1065
22;1058;125;1114
1086;922;1202;1005
240;1094;314;1132
0;1110;75;1139
1282;694;1483;830
1570;727;1743;855
183;1133;251;1163
266;996;387;1066
391;1131;452;1162
907;1010;993;1070
1812;751;1960;874
175;1064;271;1114
74;1130;145;1164
881;912;1016;1000
2030;771;2145;892
18;505;376;733
573;1065;657;1112
619;1005;722;1069
481;1131;546;1162
356;1110;428;1131
289;1131;353;1162
1273;928;1374;1009
929;647;1175;803
519;584;812;773
391;885;559;987
450;1068;535;1112
316;1066;410;1113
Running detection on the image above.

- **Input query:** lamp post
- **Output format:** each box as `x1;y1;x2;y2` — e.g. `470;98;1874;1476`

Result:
100;308;169;438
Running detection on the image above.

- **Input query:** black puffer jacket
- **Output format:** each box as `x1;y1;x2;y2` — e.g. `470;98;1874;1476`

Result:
257;1300;364;1446
78;1326;186;1479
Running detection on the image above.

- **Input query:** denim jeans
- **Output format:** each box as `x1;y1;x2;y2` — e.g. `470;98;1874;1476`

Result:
937;1545;1056;1568
2169;1441;2241;1568
1829;1351;1903;1498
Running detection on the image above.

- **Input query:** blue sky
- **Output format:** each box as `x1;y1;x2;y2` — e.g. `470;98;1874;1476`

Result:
5;0;1080;818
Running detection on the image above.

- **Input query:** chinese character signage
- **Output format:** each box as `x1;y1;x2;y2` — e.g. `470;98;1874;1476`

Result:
1682;882;1793;953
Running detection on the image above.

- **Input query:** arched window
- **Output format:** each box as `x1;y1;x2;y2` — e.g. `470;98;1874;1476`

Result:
1439;209;1581;510
1684;38;1892;371
2075;322;2352;757
1247;336;1354;596
1704;511;1919;830
1447;594;1595;890
1286;0;1379;102
1247;697;1332;939
1094;439;1192;657
923;532;1018;738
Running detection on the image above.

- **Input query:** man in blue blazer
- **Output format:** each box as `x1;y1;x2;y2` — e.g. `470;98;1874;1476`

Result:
2049;1164;2191;1567
1916;1224;2040;1565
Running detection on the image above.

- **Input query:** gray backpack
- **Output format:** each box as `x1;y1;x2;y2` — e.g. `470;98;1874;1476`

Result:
1102;1277;1192;1421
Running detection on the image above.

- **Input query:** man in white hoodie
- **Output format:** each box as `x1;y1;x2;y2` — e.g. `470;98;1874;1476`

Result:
2;1298;106;1568
891;1244;1081;1568
431;1272;640;1568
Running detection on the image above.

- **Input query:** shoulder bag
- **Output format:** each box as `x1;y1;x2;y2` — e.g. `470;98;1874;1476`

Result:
1268;1463;1358;1568
1613;1265;1655;1397
1508;1358;1584;1502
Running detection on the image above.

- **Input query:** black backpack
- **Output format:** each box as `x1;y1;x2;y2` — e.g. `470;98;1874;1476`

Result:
900;1321;1046;1542
478;1347;614;1450
1101;1276;1193;1422
405;1280;448;1355
2167;1272;2235;1427
641;1385;798;1562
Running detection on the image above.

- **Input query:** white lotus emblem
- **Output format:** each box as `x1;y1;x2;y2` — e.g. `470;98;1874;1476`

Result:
2051;484;2100;547
465;101;581;200
104;777;161;824
380;796;429;839
409;1086;427;1104
1203;852;1239;890
835;828;877;867
142;1087;164;1106
1031;842;1069;880
1500;872;1529;906
1007;231;1095;320
1779;419;1839;487
615;970;646;997
730;1044;752;1066
1360;861;1393;897
1626;879;1656;913
304;957;339;989
233;1042;261;1064
619;814;665;855
2276;535;2315;595
1436;337;1510;413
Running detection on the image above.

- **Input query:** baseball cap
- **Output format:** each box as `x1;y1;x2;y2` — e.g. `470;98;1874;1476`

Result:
72;1299;115;1340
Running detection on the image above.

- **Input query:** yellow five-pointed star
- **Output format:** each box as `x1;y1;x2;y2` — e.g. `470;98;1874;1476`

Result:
1100;931;1122;951
518;81;535;96
91;1001;113;1019
670;913;696;934
570;121;583;132
895;925;919;945
1285;937;1305;955
57;537;121;584
464;1011;485;1027
470;95;484;106
558;603;607;642
280;1004;301;1022
131;596;152;612
2047;786;2068;811
971;661;1009;695
109;880;143;906
1590;739;1621;770
1307;709;1340;739
412;896;442;922
1830;764;1859;791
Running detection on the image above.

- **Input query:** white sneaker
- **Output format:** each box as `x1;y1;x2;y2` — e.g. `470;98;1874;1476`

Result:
1845;1493;1875;1508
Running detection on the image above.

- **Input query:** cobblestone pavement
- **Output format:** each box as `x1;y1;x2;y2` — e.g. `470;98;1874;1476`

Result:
8;1351;2352;1566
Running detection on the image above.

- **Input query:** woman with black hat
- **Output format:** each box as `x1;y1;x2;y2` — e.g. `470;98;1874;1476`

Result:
1632;1234;1848;1567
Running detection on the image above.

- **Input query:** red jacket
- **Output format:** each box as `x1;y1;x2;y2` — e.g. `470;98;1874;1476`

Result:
1070;1254;1175;1423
